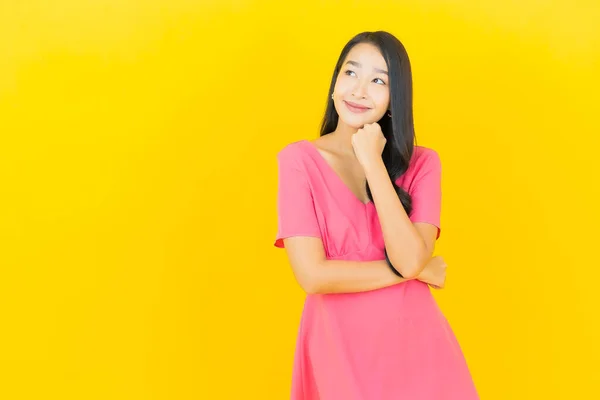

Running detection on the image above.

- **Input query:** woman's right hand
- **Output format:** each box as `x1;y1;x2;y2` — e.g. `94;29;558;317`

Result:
417;256;447;289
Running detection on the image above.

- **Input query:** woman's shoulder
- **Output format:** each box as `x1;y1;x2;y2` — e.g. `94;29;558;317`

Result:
410;145;441;170
277;139;307;155
276;140;311;165
396;145;441;187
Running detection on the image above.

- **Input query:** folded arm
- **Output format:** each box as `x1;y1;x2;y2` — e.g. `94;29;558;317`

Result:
283;236;441;294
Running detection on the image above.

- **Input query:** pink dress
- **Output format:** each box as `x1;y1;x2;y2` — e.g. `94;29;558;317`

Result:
274;140;479;400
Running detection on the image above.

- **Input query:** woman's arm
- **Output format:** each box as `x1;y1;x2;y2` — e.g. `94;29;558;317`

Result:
283;236;447;294
351;125;441;279
363;159;435;279
283;236;411;294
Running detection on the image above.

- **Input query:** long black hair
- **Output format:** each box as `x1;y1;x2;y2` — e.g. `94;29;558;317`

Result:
320;31;416;274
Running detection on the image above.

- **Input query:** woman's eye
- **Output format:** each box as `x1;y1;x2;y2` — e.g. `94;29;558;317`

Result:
345;70;356;77
374;78;386;85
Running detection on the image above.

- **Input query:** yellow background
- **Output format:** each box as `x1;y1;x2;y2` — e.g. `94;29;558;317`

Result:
1;0;599;398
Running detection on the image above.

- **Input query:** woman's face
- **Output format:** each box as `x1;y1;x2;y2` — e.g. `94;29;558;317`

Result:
332;42;390;129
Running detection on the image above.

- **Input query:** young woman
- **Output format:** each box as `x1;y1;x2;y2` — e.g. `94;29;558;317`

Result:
274;31;478;400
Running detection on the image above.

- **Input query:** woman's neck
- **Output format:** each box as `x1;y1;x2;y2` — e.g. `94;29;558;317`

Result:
328;122;360;156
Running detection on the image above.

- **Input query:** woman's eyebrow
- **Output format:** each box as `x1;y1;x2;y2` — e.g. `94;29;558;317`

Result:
344;60;388;75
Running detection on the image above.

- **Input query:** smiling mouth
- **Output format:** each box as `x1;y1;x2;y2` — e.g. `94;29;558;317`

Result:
343;101;371;113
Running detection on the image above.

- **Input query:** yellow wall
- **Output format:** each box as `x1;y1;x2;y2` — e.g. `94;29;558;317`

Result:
1;1;599;398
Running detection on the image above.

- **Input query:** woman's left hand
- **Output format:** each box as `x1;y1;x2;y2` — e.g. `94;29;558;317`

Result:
351;123;386;169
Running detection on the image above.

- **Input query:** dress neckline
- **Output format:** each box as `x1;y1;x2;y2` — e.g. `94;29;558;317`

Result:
300;140;374;207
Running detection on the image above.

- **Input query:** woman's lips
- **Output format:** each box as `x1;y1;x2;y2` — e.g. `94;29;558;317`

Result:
344;100;371;113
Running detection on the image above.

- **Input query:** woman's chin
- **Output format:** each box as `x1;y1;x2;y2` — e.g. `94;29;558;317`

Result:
339;113;378;129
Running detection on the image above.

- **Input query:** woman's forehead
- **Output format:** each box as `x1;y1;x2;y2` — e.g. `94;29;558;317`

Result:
344;43;387;69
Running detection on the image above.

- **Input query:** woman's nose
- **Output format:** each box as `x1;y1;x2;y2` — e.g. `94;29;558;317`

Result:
352;79;368;99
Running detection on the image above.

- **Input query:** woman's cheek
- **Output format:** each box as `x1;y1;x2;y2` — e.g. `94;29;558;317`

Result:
375;87;390;107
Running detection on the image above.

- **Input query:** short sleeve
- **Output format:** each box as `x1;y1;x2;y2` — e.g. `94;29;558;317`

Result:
274;149;321;248
408;149;442;239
